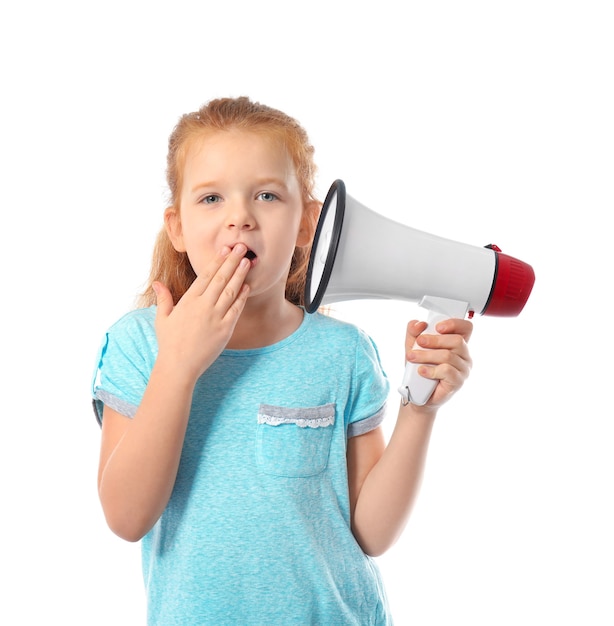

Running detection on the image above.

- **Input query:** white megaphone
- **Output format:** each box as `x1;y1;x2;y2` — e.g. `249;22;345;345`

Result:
304;180;535;406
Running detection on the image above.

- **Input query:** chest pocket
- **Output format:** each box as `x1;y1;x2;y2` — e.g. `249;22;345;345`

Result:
256;404;335;478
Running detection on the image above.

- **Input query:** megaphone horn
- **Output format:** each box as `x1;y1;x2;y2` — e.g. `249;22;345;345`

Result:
304;179;535;406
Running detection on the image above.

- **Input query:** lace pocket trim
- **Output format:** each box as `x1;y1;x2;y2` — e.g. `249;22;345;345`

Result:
257;403;335;429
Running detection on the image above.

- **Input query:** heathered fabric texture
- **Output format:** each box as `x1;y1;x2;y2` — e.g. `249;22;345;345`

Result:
92;307;393;625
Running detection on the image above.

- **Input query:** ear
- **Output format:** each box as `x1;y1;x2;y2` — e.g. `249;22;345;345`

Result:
164;206;186;252
296;200;319;248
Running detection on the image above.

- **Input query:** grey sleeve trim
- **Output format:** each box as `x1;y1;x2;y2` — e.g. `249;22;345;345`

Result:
93;390;138;426
347;404;387;438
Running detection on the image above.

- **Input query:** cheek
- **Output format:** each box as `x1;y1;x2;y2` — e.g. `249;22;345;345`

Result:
180;224;218;263
274;221;302;256
181;216;215;245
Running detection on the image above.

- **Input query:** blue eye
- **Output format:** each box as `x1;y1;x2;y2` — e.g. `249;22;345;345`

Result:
257;192;278;202
201;194;221;204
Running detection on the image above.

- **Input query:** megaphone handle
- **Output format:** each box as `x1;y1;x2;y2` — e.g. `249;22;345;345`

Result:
398;311;447;406
398;297;469;406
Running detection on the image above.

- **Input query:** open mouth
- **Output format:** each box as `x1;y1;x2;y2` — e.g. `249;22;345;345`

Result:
244;249;257;261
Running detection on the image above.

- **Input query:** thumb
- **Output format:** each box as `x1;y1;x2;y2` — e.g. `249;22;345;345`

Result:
153;282;174;318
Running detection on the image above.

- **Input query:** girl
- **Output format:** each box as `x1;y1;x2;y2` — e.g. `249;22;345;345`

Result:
92;96;473;625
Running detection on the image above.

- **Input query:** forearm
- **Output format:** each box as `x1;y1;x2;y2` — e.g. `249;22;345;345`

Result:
98;359;196;541
351;403;436;557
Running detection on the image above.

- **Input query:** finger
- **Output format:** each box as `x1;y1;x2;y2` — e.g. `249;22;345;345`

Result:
435;318;473;342
411;354;468;400
405;320;428;345
153;282;174;319
415;330;466;352
212;256;252;311
408;334;470;370
412;344;472;382
186;245;240;297
223;282;251;322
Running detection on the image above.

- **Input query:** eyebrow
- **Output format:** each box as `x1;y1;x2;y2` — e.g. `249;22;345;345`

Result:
190;177;290;194
190;182;216;193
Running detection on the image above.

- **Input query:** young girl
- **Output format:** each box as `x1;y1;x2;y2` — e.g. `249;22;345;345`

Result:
92;96;473;625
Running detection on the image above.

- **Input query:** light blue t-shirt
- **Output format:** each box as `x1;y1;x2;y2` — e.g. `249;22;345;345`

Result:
92;307;393;625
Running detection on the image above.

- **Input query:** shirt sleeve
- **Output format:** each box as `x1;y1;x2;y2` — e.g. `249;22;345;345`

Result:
346;327;390;438
91;307;158;425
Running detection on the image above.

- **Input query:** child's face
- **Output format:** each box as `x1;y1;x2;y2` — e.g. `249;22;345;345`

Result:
167;129;309;301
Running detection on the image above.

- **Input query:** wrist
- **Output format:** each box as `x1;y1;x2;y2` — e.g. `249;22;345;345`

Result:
399;400;438;421
152;353;202;390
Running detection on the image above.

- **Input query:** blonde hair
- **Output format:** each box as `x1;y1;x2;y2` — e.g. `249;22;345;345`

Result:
138;96;321;308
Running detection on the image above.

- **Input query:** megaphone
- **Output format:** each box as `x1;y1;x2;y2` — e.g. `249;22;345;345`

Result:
304;180;535;406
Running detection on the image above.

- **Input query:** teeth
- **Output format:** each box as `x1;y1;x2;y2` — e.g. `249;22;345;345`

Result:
244;250;256;260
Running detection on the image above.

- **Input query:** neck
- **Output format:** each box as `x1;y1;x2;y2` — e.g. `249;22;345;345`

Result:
226;296;303;349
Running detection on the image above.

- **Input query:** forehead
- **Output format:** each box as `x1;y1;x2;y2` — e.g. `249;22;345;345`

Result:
184;129;293;171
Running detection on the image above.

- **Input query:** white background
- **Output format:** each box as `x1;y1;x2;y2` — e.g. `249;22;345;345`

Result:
1;1;612;624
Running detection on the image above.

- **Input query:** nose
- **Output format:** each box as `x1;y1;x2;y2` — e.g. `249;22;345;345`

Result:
225;198;255;230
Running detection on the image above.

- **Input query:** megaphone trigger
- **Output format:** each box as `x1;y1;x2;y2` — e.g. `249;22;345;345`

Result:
398;297;469;406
